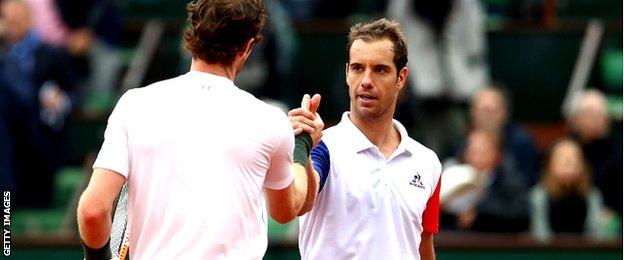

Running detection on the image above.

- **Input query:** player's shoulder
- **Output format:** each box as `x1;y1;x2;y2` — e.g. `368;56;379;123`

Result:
404;137;442;170
315;124;342;146
122;75;182;99
405;137;435;157
237;91;286;119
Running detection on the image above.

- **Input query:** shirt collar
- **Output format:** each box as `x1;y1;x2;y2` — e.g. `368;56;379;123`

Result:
391;118;414;157
337;112;414;157
337;112;376;153
185;70;236;89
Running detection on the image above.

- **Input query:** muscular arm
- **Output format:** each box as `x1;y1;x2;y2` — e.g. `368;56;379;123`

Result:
265;162;310;223
420;171;441;260
298;158;319;215
267;94;323;223
419;232;436;260
77;168;126;248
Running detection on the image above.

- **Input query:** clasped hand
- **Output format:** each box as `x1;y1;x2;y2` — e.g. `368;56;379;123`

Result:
288;94;324;147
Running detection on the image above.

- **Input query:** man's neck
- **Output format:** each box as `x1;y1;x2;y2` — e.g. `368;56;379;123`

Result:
190;58;237;80
349;113;401;158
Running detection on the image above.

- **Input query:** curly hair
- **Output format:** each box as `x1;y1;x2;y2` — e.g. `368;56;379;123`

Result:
183;0;266;66
347;18;408;74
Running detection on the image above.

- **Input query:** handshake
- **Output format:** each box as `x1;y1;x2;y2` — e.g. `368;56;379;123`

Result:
288;94;324;147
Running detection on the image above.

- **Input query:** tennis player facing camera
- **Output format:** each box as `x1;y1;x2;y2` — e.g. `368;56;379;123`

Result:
76;0;323;259
296;19;442;260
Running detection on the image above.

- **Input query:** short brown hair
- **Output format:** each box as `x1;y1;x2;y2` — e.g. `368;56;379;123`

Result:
347;18;408;73
183;0;266;65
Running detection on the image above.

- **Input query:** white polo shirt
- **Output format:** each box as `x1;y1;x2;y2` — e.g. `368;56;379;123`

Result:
93;71;295;259
299;112;442;260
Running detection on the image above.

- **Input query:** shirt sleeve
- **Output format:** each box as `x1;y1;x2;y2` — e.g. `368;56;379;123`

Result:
310;140;330;192
92;90;133;178
422;163;442;234
263;112;295;190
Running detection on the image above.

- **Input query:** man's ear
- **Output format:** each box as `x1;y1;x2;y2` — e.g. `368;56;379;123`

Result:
397;66;408;90
345;62;349;84
240;38;255;60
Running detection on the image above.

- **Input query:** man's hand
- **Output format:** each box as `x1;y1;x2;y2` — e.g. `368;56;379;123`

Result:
40;82;70;114
287;94;324;216
288;94;324;146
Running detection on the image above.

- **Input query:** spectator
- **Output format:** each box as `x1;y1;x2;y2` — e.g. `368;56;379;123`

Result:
530;138;605;242
0;0;77;207
13;0;123;115
567;89;622;215
24;0;70;46
465;86;541;186
441;129;528;232
54;0;124;114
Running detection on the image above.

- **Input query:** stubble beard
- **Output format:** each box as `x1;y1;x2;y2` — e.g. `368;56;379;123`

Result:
351;102;384;123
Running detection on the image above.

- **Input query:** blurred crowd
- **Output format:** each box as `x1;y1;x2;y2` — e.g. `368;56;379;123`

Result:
0;0;122;207
440;87;622;241
0;0;621;243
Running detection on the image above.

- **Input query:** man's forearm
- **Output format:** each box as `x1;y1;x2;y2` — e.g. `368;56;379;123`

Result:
265;162;310;224
419;232;436;260
291;163;309;213
77;193;113;248
298;158;319;216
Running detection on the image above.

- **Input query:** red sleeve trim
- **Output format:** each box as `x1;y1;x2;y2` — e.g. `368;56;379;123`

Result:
422;178;441;233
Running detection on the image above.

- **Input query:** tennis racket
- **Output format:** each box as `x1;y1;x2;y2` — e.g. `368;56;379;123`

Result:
110;183;130;260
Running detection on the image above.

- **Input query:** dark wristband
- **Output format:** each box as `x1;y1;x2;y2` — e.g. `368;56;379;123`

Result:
293;133;313;167
81;239;112;260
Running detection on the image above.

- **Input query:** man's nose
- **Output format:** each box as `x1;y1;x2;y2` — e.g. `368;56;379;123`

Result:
360;69;373;88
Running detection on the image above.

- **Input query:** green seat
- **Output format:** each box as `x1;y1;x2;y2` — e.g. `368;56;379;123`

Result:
12;208;66;235
12;167;84;236
601;48;623;91
600;47;623;120
52;167;84;209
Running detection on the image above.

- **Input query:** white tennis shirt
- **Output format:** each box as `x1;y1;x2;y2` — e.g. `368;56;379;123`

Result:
299;112;442;260
93;71;295;259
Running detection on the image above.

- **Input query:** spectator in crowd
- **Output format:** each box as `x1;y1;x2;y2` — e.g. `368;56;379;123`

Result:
24;0;71;46
465;86;541;186
441;129;528;232
0;0;78;207
566;89;622;216
61;0;124;113
387;0;489;153
27;0;123;114
530;138;605;242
